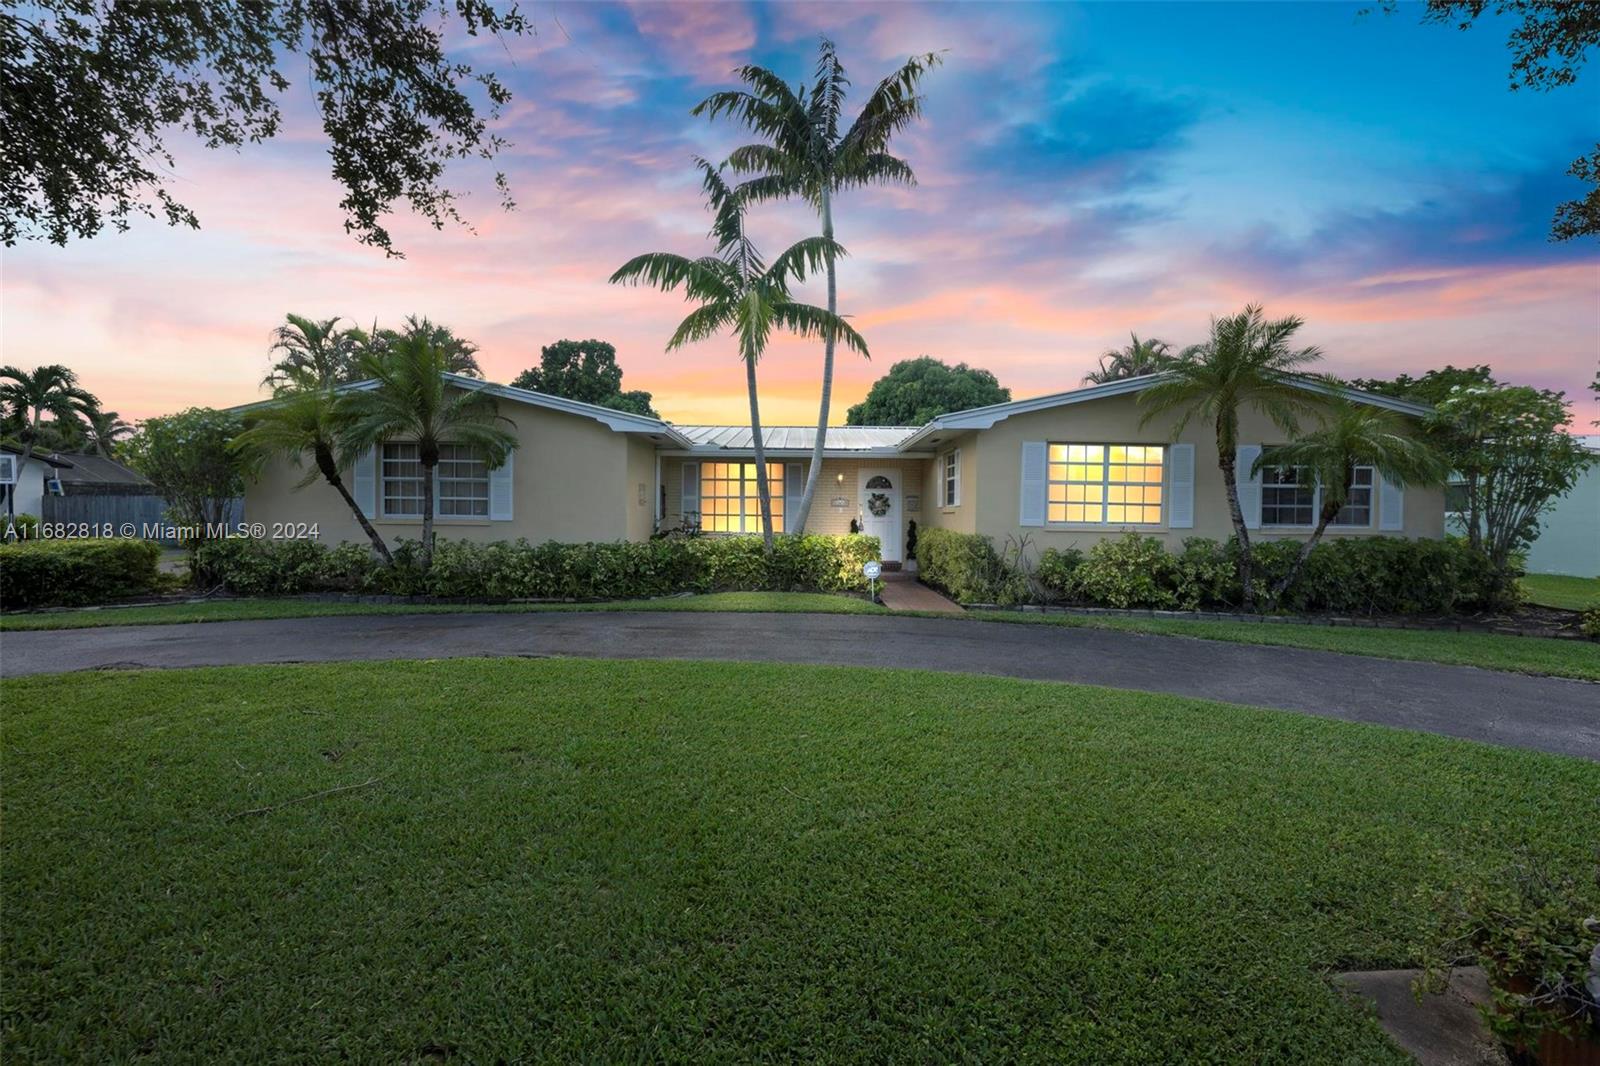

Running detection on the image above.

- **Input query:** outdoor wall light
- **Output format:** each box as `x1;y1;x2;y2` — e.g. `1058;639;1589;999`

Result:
835;472;845;485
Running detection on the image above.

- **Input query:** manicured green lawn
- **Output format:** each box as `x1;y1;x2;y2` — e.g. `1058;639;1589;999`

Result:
0;590;887;630
967;611;1600;682
4;659;1596;1062
1521;572;1600;611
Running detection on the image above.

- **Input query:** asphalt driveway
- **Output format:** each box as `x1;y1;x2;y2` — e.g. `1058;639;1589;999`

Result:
2;611;1595;759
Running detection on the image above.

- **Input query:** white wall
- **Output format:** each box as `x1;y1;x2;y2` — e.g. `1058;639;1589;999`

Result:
1525;447;1600;577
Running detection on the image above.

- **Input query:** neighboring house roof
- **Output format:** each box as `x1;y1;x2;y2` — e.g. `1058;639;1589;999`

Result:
897;373;1434;450
673;425;923;456
1578;435;1600;453
44;452;150;486
230;372;695;448
0;444;74;469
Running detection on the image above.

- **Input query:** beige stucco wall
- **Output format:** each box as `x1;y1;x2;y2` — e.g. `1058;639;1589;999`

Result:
660;455;925;549
957;392;1445;557
241;402;647;546
915;430;980;537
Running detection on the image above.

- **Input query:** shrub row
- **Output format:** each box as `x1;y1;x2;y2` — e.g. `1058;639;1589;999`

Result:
194;533;882;600
0;538;164;610
920;528;1502;615
915;528;1030;606
1035;534;1503;615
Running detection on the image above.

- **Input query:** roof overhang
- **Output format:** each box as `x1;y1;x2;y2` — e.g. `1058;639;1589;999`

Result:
660;446;935;460
896;373;1434;450
229;373;695;448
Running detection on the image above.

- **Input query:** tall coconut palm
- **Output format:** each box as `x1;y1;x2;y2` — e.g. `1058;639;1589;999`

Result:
232;372;394;564
0;364;98;511
85;409;134;458
338;335;517;571
694;38;941;533
264;314;364;390
1138;305;1324;607
1085;333;1173;384
1252;400;1449;605
610;158;868;550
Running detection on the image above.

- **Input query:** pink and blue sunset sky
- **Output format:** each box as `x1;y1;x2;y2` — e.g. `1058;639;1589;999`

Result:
4;0;1598;426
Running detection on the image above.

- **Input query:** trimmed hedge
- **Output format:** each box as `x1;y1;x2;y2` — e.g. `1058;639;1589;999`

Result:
1033;534;1503;615
0;538;164;610
194;533;882;600
916;529;1030;606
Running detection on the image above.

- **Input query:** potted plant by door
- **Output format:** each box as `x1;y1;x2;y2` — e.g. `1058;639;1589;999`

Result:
904;520;919;575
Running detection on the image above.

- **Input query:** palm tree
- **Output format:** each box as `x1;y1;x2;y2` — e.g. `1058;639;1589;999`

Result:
1252;400;1449;605
1085;333;1173;384
1138;305;1324;607
0;365;99;510
264;314;364;390
610;158;867;549
363;315;484;379
85;409;134;458
338;334;516;571
232;372;394;565
694;38;941;533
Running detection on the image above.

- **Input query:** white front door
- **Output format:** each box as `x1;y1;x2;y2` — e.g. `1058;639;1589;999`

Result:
859;469;902;562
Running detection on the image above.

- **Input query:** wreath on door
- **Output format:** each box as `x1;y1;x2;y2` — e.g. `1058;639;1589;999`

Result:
867;492;891;517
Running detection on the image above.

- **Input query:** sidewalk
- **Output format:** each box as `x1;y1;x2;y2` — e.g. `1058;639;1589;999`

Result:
878;573;964;614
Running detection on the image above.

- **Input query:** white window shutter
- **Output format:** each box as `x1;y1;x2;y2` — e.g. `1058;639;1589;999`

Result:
489;450;514;521
1236;445;1263;530
1019;441;1047;526
1168;443;1195;529
1379;474;1404;531
784;462;803;524
353;447;376;517
681;462;699;528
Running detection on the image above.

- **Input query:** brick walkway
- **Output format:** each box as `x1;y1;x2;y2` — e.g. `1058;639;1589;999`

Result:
877;574;964;614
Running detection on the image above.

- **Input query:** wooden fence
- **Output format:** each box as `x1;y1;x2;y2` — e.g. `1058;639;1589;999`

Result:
40;495;242;545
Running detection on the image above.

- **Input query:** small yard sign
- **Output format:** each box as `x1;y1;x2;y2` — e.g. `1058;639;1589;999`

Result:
862;560;882;580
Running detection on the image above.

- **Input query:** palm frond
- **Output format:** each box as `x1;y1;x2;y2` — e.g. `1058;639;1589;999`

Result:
771;302;869;358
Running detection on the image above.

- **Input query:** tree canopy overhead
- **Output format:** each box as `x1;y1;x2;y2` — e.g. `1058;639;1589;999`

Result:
511;340;658;418
845;357;1010;426
1;1;531;256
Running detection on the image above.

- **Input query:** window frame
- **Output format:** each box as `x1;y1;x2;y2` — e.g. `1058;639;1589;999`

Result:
942;449;961;508
378;440;493;521
697;460;785;535
1045;442;1166;527
1259;461;1376;530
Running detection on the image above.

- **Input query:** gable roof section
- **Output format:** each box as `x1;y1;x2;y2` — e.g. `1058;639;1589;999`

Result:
232;373;695;448
897;373;1434;450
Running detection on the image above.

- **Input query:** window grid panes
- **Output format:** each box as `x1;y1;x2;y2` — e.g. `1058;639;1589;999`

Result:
1047;444;1164;525
1330;466;1373;526
1262;464;1374;527
943;450;960;506
699;462;783;534
437;443;489;517
381;442;425;517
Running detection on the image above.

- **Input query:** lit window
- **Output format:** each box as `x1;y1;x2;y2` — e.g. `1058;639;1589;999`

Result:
699;462;784;534
1262;463;1374;527
943;449;961;506
381;442;425;517
381;441;490;518
1046;444;1164;525
437;443;489;517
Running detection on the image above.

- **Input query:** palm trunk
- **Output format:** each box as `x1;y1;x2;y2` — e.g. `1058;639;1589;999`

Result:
315;446;393;565
791;185;836;534
1218;429;1255;608
420;452;437;572
745;353;774;552
1269;501;1339;607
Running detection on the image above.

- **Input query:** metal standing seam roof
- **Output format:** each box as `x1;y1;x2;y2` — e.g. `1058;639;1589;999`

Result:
672;426;924;451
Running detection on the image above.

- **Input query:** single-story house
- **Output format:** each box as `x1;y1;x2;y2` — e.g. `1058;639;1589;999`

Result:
1;445;76;518
239;373;1443;562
